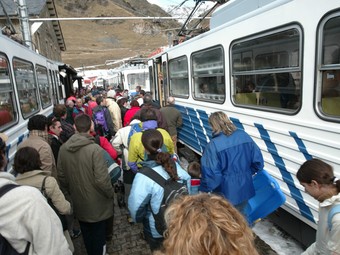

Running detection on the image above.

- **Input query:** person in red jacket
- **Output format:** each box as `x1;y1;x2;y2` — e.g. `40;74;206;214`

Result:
123;100;140;127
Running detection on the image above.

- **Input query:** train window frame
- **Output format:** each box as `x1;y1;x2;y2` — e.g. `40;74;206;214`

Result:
36;65;52;109
191;46;225;103
13;57;40;119
168;55;189;98
316;11;340;121
0;53;18;131
230;25;302;113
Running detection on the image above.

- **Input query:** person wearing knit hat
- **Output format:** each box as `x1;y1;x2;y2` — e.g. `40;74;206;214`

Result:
106;90;122;132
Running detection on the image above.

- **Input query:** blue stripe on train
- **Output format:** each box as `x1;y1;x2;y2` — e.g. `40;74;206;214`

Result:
231;117;315;223
176;105;315;224
289;131;313;161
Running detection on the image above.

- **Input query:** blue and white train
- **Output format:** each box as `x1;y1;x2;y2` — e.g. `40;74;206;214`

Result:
0;34;74;172
148;0;340;246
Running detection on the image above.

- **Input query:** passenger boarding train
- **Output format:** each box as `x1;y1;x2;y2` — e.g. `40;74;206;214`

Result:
148;0;340;247
0;34;74;173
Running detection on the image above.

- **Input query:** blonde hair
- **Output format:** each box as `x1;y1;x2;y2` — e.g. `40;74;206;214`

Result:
209;111;237;136
155;193;259;255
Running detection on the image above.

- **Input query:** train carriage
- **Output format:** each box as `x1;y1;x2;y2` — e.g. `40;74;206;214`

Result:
148;0;340;246
0;34;72;173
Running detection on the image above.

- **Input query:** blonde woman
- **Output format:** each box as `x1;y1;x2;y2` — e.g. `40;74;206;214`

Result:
200;111;264;213
154;193;259;255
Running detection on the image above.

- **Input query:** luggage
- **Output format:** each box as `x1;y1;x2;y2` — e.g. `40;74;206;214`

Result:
244;170;286;225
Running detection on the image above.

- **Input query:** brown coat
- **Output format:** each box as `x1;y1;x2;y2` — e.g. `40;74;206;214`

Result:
16;170;71;215
17;135;57;178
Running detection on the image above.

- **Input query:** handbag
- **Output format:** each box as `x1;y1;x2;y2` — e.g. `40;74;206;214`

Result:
41;176;68;231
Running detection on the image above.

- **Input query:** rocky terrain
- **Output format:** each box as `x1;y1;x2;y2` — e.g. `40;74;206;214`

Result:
55;0;182;68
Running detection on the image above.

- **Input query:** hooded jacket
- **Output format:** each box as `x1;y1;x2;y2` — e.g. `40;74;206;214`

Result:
57;133;114;222
302;193;340;255
127;120;174;172
128;160;191;238
200;129;264;206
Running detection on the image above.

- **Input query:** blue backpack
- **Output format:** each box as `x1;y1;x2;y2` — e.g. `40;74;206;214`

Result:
0;184;30;255
328;204;340;231
127;123;143;148
93;108;109;136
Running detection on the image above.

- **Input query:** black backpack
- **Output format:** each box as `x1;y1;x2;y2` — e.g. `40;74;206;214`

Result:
140;166;188;235
0;184;30;255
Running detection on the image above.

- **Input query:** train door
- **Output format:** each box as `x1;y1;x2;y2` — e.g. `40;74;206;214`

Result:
160;54;169;107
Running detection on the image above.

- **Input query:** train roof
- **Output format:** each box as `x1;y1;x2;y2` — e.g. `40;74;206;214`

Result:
210;0;291;29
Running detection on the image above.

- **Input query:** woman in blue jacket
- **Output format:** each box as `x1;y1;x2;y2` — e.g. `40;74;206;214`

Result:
128;129;191;251
200;111;264;213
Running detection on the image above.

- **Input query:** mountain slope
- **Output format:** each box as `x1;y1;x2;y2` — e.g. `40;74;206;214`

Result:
55;0;181;68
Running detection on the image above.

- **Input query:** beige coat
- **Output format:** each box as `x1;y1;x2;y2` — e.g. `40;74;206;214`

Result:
16;170;71;215
17;135;57;178
106;97;122;132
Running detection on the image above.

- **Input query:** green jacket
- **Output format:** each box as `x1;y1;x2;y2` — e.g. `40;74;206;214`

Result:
57;133;114;222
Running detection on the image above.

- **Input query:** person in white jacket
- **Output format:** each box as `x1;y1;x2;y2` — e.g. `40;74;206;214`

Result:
0;133;72;255
297;158;340;255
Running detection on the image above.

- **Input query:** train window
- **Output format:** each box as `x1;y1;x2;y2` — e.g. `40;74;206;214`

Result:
192;47;225;103
0;54;16;130
37;65;52;109
231;28;302;112
13;58;39;118
127;72;149;91
318;14;340;118
169;56;189;98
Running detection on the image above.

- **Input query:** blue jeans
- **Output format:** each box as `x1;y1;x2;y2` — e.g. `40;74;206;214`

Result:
79;219;108;255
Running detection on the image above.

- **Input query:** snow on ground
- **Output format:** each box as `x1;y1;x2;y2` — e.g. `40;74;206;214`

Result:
253;219;304;255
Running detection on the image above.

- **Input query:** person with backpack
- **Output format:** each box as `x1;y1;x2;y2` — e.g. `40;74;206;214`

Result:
297;159;340;254
127;108;174;173
128;129;191;252
0;133;72;255
92;95;115;141
14;147;74;253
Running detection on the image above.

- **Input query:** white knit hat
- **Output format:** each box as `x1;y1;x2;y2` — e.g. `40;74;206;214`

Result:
107;90;116;98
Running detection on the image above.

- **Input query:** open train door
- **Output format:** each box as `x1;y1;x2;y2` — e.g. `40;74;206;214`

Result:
148;53;169;107
160;53;169;107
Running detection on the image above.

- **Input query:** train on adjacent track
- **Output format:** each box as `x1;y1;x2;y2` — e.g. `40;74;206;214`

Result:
147;0;340;247
0;34;74;172
106;64;150;93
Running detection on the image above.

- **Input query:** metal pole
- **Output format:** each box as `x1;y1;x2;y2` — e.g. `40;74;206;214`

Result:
16;0;32;49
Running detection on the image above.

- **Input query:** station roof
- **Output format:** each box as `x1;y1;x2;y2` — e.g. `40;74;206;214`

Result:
0;0;66;51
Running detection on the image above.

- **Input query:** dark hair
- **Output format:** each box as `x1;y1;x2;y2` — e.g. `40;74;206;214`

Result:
96;96;104;106
74;114;91;133
130;99;140;107
141;129;179;181
13;147;42;173
27;115;48;131
47;116;59;129
140;90;146;96
140;108;157;122
297;159;340;192
0;137;6;170
188;162;201;179
53;104;67;118
143;93;153;105
117;97;127;107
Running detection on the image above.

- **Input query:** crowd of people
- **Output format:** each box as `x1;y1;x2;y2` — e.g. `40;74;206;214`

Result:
0;84;339;255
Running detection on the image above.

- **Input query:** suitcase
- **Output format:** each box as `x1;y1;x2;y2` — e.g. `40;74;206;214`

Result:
244;170;286;225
